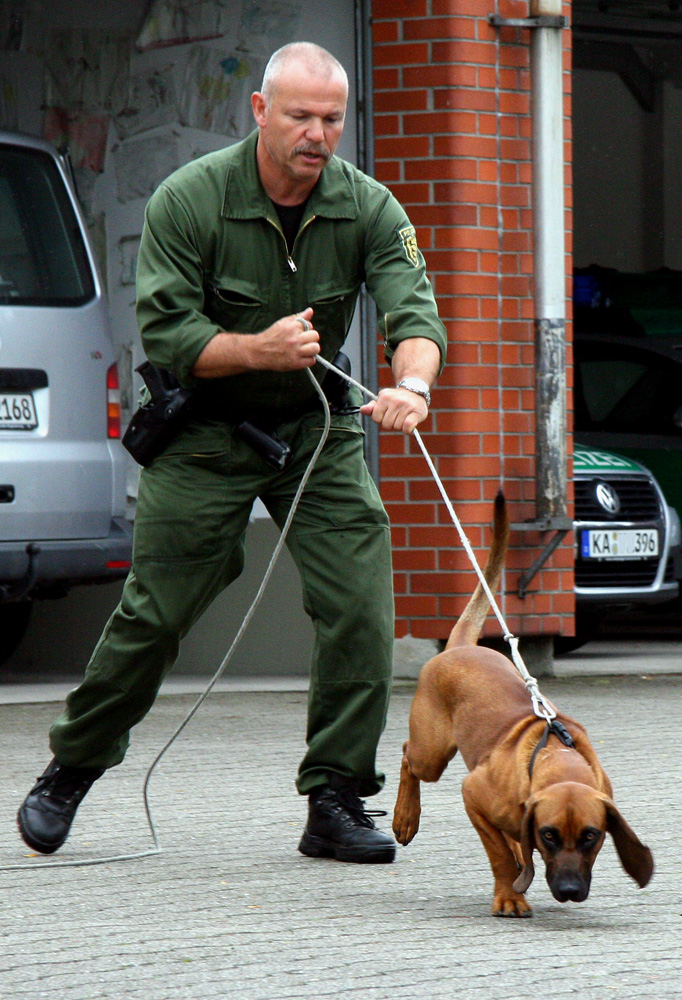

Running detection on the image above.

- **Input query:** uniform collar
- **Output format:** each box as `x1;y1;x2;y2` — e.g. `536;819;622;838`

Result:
221;130;359;222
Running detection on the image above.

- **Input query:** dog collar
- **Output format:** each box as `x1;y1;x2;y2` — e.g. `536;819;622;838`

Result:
528;719;575;779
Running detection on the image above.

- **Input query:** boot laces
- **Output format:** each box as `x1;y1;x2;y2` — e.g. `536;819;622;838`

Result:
36;764;101;804
335;787;387;830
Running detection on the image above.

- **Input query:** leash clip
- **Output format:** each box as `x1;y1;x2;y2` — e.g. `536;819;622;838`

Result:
528;684;556;724
506;633;557;724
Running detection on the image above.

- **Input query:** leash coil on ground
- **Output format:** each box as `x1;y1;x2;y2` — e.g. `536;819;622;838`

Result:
2;368;333;872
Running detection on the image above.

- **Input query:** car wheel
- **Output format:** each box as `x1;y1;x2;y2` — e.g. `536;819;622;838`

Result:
0;601;33;666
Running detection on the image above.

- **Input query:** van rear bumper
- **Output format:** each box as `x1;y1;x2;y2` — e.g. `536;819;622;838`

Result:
0;517;133;591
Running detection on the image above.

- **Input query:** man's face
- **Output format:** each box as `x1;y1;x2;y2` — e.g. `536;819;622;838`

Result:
252;64;347;190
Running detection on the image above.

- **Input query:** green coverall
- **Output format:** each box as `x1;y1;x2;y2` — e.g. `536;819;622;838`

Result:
49;131;447;797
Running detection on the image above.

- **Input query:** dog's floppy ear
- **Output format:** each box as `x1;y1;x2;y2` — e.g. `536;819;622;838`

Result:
601;795;654;888
513;798;537;893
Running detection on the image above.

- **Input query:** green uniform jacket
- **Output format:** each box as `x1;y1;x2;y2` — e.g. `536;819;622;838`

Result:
136;130;447;416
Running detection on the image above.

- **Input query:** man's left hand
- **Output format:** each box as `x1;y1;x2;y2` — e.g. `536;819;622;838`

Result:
360;388;428;435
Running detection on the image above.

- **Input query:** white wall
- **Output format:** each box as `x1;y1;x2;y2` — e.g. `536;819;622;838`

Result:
95;0;360;442
1;0;361;502
1;0;361;677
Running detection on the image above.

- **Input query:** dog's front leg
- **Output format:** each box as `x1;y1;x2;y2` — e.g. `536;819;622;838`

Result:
393;743;422;845
463;782;532;918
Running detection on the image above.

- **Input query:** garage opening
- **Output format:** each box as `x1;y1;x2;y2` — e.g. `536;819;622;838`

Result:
572;0;682;638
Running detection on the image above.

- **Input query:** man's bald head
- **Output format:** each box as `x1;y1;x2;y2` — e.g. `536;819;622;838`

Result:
261;42;348;106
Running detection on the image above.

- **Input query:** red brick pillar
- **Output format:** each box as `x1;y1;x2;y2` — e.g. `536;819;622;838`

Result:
371;0;574;642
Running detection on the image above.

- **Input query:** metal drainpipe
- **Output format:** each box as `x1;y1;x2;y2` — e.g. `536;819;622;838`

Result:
530;0;568;522
488;3;571;597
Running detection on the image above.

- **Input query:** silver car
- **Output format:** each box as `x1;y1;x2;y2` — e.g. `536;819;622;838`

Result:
0;131;132;664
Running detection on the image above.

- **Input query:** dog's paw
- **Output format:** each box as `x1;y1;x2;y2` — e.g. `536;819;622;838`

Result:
392;809;420;846
491;892;533;918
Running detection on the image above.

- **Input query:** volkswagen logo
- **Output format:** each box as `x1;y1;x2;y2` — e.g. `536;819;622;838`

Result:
595;481;621;515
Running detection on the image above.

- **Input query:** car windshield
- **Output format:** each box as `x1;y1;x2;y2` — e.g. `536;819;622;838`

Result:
576;347;682;436
0;144;95;306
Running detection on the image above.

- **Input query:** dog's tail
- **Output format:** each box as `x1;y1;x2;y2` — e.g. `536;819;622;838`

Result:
445;491;509;649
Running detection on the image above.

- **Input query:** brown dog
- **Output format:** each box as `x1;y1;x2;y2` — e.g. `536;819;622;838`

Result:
393;493;654;917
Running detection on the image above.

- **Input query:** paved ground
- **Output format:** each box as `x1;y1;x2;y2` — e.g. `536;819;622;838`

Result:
1;640;681;999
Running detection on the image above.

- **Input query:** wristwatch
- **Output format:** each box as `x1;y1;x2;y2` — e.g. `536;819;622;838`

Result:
396;377;431;407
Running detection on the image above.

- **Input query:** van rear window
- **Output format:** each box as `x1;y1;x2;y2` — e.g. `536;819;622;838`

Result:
0;144;95;306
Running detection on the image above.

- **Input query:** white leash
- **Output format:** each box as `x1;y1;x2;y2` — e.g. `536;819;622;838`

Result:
315;355;557;724
5;353;554;872
411;433;556;723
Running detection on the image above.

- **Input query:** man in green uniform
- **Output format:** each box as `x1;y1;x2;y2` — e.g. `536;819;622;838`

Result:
18;42;446;863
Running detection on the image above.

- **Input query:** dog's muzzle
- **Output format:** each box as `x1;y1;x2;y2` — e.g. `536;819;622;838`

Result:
549;870;591;903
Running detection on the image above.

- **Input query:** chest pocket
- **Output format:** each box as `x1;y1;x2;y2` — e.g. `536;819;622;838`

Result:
308;291;356;358
205;282;266;334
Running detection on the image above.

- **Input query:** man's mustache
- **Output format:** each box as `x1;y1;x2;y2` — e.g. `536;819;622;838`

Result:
293;144;331;160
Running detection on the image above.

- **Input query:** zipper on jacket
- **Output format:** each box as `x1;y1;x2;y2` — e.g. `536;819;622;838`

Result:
267;216;296;271
291;214;316;267
266;213;316;273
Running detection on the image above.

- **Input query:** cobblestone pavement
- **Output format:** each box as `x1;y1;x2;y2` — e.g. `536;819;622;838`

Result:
0;671;680;999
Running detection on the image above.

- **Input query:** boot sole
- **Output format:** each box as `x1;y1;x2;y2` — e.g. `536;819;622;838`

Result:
16;809;64;855
298;831;396;864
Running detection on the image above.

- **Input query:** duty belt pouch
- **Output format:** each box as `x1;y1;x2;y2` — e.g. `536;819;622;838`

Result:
234;421;291;470
122;362;194;467
323;351;357;414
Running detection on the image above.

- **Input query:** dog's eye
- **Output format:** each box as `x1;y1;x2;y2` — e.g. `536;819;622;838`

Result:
581;827;601;847
540;827;560;847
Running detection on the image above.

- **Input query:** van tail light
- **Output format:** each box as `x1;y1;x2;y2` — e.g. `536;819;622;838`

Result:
107;363;121;439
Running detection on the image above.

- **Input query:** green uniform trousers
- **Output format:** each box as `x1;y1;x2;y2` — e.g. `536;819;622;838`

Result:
49;405;395;797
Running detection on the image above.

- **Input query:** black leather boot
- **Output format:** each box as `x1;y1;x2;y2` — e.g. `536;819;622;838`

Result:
298;779;396;864
17;758;104;855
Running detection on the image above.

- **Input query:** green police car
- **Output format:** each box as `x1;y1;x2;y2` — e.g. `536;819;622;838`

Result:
568;444;681;650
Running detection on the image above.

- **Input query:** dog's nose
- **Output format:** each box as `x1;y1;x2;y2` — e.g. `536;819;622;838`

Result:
552;873;589;903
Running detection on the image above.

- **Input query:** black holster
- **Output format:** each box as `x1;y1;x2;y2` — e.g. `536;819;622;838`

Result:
121;350;354;467
122;362;194;467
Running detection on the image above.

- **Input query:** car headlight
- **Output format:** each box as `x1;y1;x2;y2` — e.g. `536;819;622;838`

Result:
668;505;681;548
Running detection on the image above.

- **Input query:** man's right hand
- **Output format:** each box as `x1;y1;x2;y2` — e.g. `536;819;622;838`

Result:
252;307;320;371
192;307;320;378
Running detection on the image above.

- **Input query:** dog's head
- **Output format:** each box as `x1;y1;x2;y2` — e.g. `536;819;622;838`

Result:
513;782;654;903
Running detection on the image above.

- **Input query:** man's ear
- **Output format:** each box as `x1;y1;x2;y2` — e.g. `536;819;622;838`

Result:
251;91;267;127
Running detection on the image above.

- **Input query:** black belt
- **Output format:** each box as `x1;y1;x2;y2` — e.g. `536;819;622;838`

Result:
192;393;323;429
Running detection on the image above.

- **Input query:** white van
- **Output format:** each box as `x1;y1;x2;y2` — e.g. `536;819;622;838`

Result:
0;131;133;664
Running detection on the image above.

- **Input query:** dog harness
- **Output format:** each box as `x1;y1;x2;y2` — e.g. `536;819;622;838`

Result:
527;719;576;779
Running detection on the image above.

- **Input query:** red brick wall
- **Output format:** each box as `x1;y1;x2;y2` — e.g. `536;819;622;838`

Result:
371;0;575;641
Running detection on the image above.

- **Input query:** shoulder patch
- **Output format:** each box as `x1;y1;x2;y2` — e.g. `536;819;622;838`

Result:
396;224;420;267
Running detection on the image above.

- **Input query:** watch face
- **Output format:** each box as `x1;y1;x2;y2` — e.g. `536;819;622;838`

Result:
398;379;430;404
